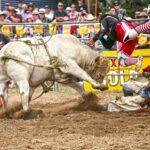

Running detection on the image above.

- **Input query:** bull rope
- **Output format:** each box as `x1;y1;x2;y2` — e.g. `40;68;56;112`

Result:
1;53;60;69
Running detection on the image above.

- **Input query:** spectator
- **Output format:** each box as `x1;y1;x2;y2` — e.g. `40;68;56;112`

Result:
77;0;87;12
138;12;148;24
32;10;41;23
54;2;69;22
26;14;33;23
39;8;47;22
113;0;126;18
16;0;24;16
143;8;148;14
135;11;141;19
109;8;116;16
65;7;71;16
8;7;22;23
68;4;79;21
27;3;35;14
0;11;11;24
68;4;79;35
4;2;11;15
78;10;87;22
45;5;54;22
24;14;34;36
21;4;28;22
38;8;50;36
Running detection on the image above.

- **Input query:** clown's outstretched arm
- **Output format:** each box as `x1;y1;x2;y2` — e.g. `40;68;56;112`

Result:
129;22;150;39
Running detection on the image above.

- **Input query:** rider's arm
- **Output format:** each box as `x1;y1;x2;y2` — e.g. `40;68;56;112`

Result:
100;36;116;49
93;17;108;42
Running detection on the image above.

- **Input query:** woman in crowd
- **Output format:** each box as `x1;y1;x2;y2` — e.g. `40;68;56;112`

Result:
68;4;79;34
68;4;79;21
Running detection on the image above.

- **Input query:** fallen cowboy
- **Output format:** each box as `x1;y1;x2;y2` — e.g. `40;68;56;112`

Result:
107;65;150;112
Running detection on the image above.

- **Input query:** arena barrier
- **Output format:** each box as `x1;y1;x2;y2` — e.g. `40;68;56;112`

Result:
0;18;149;37
83;49;150;92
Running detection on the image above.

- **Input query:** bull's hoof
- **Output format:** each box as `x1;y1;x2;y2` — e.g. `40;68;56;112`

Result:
14;109;44;120
99;84;109;91
92;84;108;91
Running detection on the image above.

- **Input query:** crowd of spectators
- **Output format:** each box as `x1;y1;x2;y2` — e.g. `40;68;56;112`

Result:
0;0;93;24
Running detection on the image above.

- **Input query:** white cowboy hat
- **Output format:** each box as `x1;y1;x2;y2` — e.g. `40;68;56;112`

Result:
39;8;45;14
87;14;95;21
66;7;71;11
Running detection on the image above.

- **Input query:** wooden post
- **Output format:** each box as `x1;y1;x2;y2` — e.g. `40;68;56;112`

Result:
94;0;98;17
87;0;91;14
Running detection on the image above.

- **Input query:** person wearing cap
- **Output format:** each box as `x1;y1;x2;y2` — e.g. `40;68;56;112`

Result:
32;10;41;23
45;6;54;22
39;8;47;23
8;7;22;23
54;2;69;22
0;11;10;24
65;7;71;16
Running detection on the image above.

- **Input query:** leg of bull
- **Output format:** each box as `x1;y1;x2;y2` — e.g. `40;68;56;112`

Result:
17;81;30;111
60;60;102;89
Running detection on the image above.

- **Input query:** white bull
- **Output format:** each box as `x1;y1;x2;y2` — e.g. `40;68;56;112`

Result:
0;34;110;113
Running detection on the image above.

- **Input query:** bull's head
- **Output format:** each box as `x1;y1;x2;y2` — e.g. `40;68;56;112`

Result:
90;55;110;83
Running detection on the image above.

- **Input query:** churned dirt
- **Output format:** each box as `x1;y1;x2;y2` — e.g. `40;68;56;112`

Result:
0;88;149;150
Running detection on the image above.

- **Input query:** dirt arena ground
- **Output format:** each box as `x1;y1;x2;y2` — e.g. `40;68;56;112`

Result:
0;88;149;150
